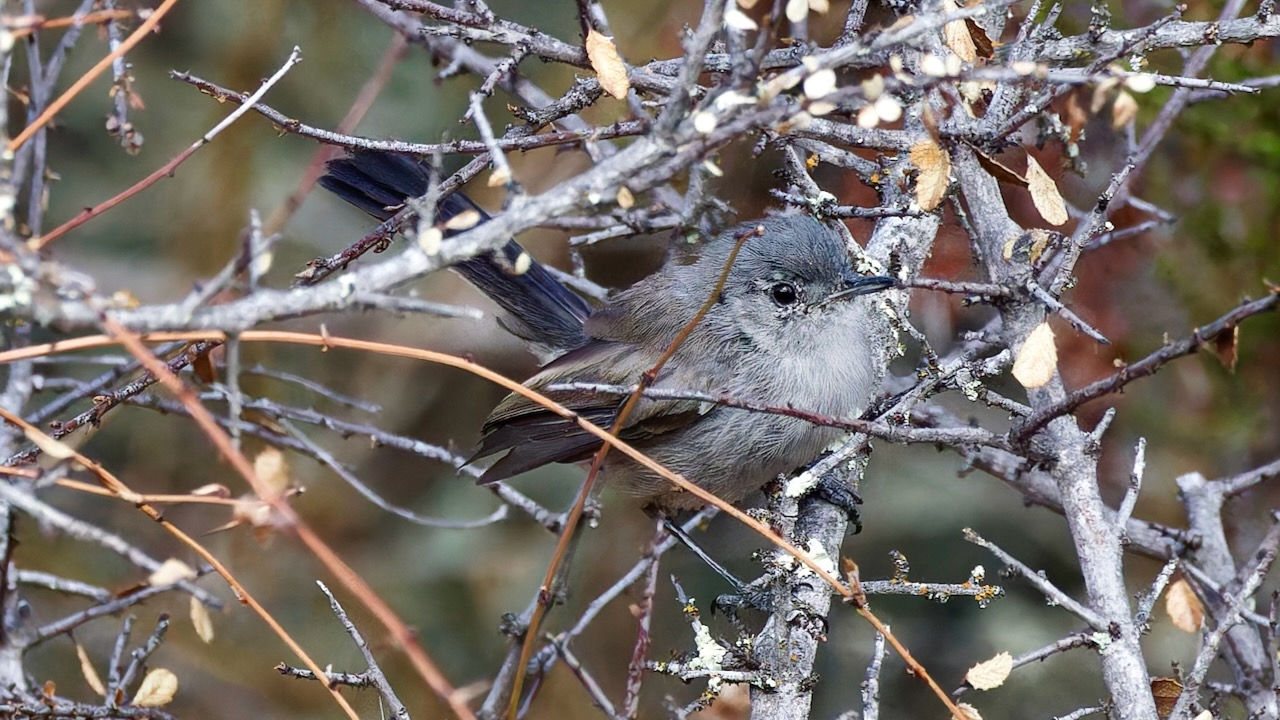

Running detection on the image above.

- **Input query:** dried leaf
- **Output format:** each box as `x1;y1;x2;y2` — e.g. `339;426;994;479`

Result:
109;289;141;309
232;494;276;531
1091;77;1122;113
785;0;808;22
1151;676;1182;719
131;668;178;707
920;53;948;78
253;447;289;497
191;596;215;644
191;350;217;384
942;0;977;63
486;166;512;187
1011;322;1057;389
1025;155;1068;226
443;209;481;231
1211;326;1239;373
724;7;759;31
972;147;1028;188
861;73;884;100
807;101;836;117
840;556;868;608
1165;578;1204;633
1001;230;1053;263
1063;89;1089;142
1027;229;1053;264
613;186;635;209
964;19;994;59
956;702;983;720
909;139;951;212
250;248;273;280
944;25;976;63
856;104;879;128
24;427;77;459
76;643;107;697
965;651;1012;690
417;227;442;255
874;94;902;123
585;30;630;100
1011;60;1038;76
1125;73;1157;93
841;556;860;586
803;68;837;99
148;558;197;587
1111;90;1138;129
190;483;230;498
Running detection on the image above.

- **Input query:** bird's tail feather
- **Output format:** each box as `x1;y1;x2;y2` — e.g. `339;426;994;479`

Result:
320;151;592;352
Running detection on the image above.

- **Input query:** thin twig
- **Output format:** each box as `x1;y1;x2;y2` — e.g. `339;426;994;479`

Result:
36;47;304;248
964;529;1106;630
317;581;410;720
7;0;183;152
1014;293;1280;441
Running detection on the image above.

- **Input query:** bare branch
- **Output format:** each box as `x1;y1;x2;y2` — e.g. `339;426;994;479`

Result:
1014;293;1280;441
964;529;1106;630
317;581;409;720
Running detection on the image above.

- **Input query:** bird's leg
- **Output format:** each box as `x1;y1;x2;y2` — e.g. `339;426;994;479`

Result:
660;517;746;589
650;515;775;612
809;475;863;533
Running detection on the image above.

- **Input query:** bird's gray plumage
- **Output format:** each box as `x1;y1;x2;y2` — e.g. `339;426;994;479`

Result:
475;214;890;512
322;152;893;513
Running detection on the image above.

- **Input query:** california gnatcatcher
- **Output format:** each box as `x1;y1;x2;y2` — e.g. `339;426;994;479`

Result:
322;152;896;514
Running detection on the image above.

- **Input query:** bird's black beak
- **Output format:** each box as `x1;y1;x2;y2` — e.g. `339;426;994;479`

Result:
827;274;899;302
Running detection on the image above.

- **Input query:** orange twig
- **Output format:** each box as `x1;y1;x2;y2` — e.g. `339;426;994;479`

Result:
0;329;965;718
54;478;241;505
507;225;758;718
0;330;851;581
0;465;40;478
35;145;199;249
5;9;135;38
33;46;302;249
0;406;361;720
7;0;182;153
96;319;479;720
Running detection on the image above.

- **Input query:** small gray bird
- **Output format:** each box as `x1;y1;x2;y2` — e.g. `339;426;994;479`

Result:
322;152;895;514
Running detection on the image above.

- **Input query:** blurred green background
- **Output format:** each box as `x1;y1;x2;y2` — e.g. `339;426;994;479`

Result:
6;0;1279;718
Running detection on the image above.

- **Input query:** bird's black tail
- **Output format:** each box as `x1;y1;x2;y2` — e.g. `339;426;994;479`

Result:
320;152;592;352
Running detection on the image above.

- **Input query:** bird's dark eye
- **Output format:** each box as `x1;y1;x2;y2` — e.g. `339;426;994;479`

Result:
769;282;799;306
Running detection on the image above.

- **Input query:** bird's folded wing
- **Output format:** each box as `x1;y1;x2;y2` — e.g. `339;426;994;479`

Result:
473;340;709;484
